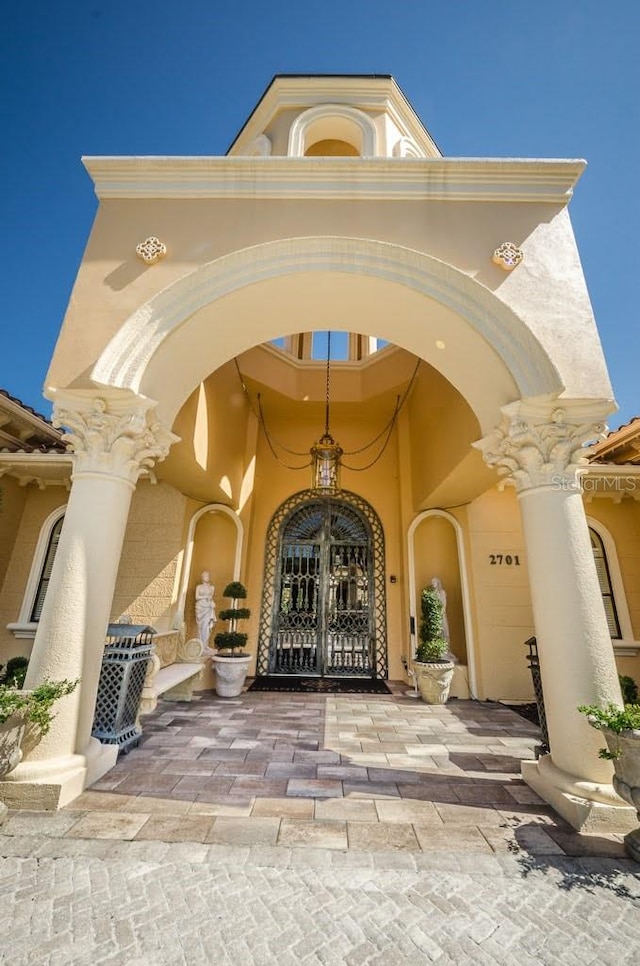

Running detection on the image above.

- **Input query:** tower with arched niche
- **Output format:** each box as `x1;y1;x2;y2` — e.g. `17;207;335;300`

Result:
1;74;637;840
230;74;442;159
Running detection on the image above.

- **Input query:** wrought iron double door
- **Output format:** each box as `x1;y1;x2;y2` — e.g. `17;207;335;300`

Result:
269;500;374;677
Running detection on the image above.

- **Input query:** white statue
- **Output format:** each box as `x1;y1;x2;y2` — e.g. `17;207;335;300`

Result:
195;571;216;645
431;577;450;643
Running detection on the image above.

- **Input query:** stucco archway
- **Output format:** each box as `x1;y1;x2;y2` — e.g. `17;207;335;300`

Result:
91;237;563;431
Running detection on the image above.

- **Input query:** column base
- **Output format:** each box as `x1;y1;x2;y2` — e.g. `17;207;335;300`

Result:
522;756;637;833
0;741;118;811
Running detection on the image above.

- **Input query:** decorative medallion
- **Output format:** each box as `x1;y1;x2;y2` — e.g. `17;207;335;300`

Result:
492;241;524;271
136;236;167;265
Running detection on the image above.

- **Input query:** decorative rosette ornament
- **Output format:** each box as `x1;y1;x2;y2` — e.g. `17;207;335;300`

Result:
492;241;524;272
136;236;167;265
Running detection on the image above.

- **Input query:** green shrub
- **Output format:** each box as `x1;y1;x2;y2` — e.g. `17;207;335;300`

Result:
619;675;638;705
214;631;248;652
0;656;29;689
0;679;78;735
578;703;640;759
215;583;250;655
223;582;247;599
416;587;449;663
218;608;251;623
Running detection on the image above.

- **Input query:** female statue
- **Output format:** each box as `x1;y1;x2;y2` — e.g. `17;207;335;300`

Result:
431;577;450;643
195;571;216;645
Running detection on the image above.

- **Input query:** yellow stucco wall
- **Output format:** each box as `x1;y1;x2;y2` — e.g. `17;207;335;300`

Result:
110;481;187;630
46;197;604;406
584;498;640;681
0;478;28;598
465;487;534;701
0;487;67;661
2;467;639;701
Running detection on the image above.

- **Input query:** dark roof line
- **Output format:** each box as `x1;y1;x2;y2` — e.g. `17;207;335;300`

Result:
0;389;57;429
603;415;640;437
226;72;407;155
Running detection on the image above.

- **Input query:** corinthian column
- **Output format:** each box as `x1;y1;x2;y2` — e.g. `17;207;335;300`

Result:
476;399;635;832
1;389;177;809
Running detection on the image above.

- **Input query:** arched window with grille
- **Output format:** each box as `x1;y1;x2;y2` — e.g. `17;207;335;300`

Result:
589;526;621;639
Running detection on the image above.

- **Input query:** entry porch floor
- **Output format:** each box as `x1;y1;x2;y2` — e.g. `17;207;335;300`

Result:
1;686;629;858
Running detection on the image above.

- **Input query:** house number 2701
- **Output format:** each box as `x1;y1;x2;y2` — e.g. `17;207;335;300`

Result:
489;554;520;566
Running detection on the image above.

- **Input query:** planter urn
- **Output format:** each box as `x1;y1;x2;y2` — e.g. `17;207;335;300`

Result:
412;660;455;705
0;711;26;825
601;726;640;862
211;654;251;698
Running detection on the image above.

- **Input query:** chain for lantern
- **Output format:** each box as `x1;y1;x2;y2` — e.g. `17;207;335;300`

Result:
234;344;421;479
311;331;343;490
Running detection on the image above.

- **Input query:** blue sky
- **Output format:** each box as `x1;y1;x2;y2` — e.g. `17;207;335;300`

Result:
2;1;638;427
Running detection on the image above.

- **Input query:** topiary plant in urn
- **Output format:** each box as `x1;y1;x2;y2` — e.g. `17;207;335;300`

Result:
211;582;252;697
412;586;454;704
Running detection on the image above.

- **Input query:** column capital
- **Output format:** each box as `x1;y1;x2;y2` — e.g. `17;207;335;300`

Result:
474;398;613;492
49;388;179;484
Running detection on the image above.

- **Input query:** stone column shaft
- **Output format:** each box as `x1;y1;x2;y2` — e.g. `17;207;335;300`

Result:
518;484;620;780
476;399;635;832
24;471;135;764
4;390;177;807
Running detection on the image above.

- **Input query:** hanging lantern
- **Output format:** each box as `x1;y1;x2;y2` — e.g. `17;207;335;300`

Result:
309;331;343;490
311;432;343;490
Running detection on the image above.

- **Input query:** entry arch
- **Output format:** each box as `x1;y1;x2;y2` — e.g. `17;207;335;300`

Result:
91;236;563;431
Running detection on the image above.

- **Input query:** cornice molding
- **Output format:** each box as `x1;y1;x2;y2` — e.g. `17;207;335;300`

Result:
82;156;586;204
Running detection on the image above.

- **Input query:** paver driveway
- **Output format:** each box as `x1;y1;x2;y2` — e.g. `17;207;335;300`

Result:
1;687;629;857
1;689;638;965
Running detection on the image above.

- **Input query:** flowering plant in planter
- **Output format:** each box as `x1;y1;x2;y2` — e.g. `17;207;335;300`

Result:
578;703;640;760
0;679;78;736
0;678;78;822
578;702;640;862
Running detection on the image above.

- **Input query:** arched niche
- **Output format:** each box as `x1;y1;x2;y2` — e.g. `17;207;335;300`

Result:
174;503;243;640
407;509;477;697
288;105;377;157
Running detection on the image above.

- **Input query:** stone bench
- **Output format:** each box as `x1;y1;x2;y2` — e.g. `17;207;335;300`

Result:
138;632;206;717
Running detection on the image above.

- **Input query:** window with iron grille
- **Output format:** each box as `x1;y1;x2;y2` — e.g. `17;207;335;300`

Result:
30;516;64;622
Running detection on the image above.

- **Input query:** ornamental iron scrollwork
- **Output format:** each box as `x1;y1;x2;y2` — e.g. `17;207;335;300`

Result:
256;489;388;679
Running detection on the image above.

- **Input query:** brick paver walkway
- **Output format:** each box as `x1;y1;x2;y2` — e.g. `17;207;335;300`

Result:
1;689;638;963
1;689;629;856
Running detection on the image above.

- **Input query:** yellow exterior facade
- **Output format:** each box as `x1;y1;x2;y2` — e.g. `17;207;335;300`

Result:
1;76;639;826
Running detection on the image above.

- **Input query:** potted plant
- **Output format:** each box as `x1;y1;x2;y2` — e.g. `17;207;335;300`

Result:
412;586;455;704
211;582;252;697
0;678;78;823
578;702;640;862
